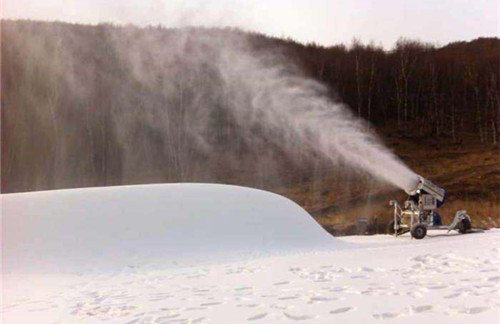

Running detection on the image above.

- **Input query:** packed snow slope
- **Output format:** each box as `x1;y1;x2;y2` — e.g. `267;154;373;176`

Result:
3;232;499;323
2;184;499;323
2;184;338;273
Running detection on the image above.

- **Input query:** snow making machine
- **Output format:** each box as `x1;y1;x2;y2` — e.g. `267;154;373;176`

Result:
389;176;472;239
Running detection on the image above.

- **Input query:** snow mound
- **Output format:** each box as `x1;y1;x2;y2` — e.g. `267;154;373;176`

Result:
2;184;337;273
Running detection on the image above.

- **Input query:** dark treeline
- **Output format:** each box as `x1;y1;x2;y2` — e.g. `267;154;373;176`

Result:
271;37;499;144
2;20;499;193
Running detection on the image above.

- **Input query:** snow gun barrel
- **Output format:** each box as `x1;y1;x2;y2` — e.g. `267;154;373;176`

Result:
405;175;446;203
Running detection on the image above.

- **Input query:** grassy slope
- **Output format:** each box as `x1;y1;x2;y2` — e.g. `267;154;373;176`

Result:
273;130;499;235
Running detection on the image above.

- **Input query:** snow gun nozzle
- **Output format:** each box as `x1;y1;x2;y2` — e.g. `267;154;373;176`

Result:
404;175;446;203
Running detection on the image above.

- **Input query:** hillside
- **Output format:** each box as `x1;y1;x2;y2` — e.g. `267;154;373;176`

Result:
278;130;499;235
1;20;499;232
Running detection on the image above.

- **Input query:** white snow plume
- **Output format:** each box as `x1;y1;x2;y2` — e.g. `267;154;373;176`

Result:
216;40;419;191
5;23;418;191
106;28;418;191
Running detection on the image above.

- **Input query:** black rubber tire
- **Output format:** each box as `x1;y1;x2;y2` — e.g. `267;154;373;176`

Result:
411;224;427;239
458;218;471;234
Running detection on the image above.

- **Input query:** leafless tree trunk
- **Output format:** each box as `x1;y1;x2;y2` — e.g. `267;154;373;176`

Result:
450;89;457;143
394;70;402;129
367;57;376;121
319;61;325;81
355;52;363;117
492;120;497;145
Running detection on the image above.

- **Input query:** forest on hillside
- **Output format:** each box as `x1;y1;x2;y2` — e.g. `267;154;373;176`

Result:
2;20;499;194
298;37;499;143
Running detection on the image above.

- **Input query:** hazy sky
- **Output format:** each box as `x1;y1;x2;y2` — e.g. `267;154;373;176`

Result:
3;0;499;48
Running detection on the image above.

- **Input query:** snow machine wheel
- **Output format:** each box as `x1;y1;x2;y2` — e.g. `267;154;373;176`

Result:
458;218;471;234
411;224;427;239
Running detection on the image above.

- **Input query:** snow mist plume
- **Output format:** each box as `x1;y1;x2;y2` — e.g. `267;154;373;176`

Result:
218;42;418;191
114;28;418;191
3;22;419;192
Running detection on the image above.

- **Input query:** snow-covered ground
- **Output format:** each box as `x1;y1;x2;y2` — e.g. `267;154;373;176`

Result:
2;184;499;323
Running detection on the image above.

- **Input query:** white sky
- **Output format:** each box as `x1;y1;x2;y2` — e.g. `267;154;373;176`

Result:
3;0;499;48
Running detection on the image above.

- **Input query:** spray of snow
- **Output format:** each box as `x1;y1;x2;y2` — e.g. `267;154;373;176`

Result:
112;30;419;191
7;23;419;191
216;41;419;191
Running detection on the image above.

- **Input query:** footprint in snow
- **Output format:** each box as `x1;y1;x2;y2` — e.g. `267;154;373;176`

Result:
237;303;260;308
480;269;498;273
406;291;424;298
427;284;447;290
277;295;299;300
350;275;370;279
444;292;463;299
372;312;402;320
308;296;336;303
247;312;267;321
410;305;435;313
330;307;353;314
270;304;292;310
283;311;316;321
184;307;207;312
200;302;222;307
192;289;211;293
125;319;140;324
458;306;491;314
274;281;291;286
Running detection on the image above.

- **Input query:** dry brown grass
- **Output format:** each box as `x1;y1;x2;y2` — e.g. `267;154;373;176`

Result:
271;130;500;236
440;200;500;228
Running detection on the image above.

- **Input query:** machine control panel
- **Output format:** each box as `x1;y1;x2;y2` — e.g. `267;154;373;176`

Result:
420;194;437;210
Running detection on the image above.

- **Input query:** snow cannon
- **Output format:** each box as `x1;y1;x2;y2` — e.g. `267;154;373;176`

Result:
389;175;471;239
405;175;446;207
